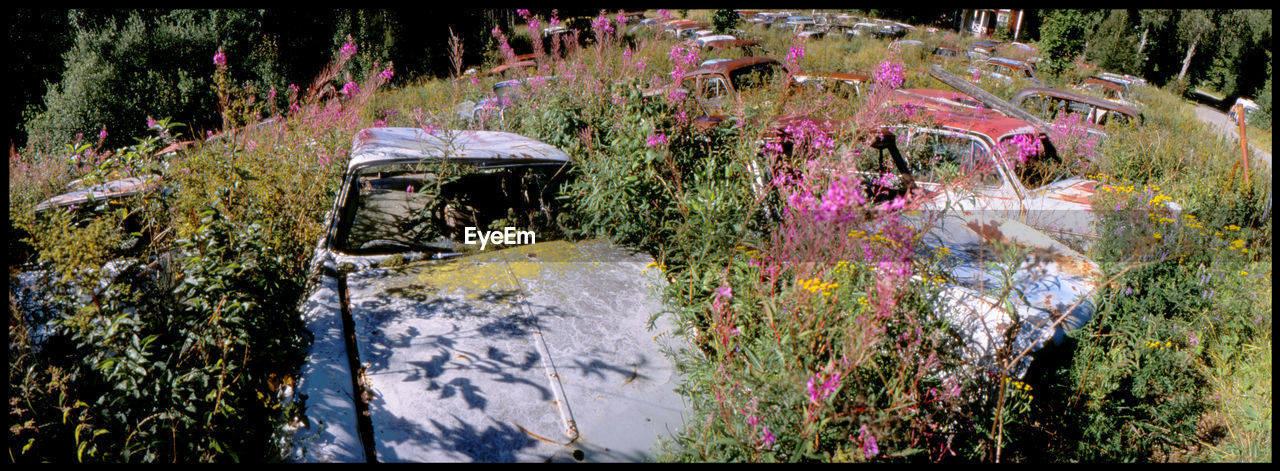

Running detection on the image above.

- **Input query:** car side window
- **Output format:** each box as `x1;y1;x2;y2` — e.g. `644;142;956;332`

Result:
903;131;1002;188
703;77;729;101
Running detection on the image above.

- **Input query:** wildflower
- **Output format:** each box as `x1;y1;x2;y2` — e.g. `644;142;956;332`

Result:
406;185;414;194
859;425;879;458
342;81;360;97
806;370;841;404
516;9;530;19
1188;331;1199;347
646;133;668;147
715;284;732;300
213;47;227;68
146;116;158;129
874;60;906;89
1153;232;1162;240
760;425;775;447
380;66;394;81
98;126;108;141
340;37;357;58
747;415;759;427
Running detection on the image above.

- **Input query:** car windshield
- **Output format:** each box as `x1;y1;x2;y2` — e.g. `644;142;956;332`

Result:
1003;134;1074;190
335;161;570;254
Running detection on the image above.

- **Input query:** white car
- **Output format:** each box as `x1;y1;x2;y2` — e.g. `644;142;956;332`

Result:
286;128;688;462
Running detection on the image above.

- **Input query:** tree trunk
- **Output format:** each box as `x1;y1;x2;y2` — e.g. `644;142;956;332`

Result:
1137;27;1148;58
1178;36;1198;82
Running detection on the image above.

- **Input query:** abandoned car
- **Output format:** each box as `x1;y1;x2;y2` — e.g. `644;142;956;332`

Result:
285;128;688;462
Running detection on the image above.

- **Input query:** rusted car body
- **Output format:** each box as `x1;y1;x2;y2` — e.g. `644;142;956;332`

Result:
457;75;562;126
875;95;1107;247
665;57;784;112
1076;76;1140;107
931;46;963;63
786;71;870;100
759;124;1102;377
286;128;687;462
967;57;1042;86
1010;87;1143;137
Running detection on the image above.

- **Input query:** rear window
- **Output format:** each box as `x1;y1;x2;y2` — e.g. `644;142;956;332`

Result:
335;162;570;254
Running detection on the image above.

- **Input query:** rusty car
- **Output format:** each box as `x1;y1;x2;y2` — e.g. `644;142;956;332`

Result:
656;57;785;112
284;128;687;462
876;92;1109;248
1076;76;1141;107
785;71;871;100
967;57;1043;87
1010;87;1144;138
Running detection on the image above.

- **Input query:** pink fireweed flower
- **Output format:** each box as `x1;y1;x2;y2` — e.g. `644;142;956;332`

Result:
146;116;158;129
786;43;805;67
806;370;841;403
380;66;394;81
267;86;277;101
592;13;614;36
1003;134;1041;163
470;74;480;86
658;9;671;21
491;26;502;38
374;119;386;127
98;126;108;141
760;425;775;447
340;37;357;58
715;284;732;300
213;48;227;68
875;60;906;89
646;133;669;147
516;9;530;19
859;425;879;458
406;184;414;194
616;10;627;26
971;69;982;81
342;81;359;97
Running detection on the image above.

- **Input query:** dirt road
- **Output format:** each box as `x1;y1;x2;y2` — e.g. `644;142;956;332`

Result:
1194;103;1272;171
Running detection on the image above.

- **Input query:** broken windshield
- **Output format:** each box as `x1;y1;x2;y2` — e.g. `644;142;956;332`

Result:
334;162;570;255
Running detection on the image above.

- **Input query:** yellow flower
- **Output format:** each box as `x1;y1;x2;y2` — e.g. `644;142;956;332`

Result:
1153;233;1163;240
1240;270;1249;276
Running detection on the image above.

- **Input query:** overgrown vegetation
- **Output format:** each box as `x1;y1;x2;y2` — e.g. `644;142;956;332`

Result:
9;8;1271;463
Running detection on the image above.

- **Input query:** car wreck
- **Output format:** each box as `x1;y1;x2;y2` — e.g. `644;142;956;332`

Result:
764;127;1102;378
967;57;1044;87
1010;87;1144;138
284;128;688;462
878;92;1106;247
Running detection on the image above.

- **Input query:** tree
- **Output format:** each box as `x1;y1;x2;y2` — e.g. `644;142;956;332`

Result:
1175;9;1216;83
1084;10;1140;75
1037;10;1092;76
712;9;739;34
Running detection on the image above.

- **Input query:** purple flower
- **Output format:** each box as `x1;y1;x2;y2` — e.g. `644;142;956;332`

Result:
1188;331;1199;347
213;48;227;68
146;116;158;129
874;60;906;89
516;9;530;19
715;284;732;300
342;81;359;97
859;425;879;458
98;127;108;141
380;67;394;81
340;38;357;58
760;425;775;447
406;185;414;194
646;133;668;147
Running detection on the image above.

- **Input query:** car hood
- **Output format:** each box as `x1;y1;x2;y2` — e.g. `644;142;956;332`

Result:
289;239;687;462
916;212;1101;377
